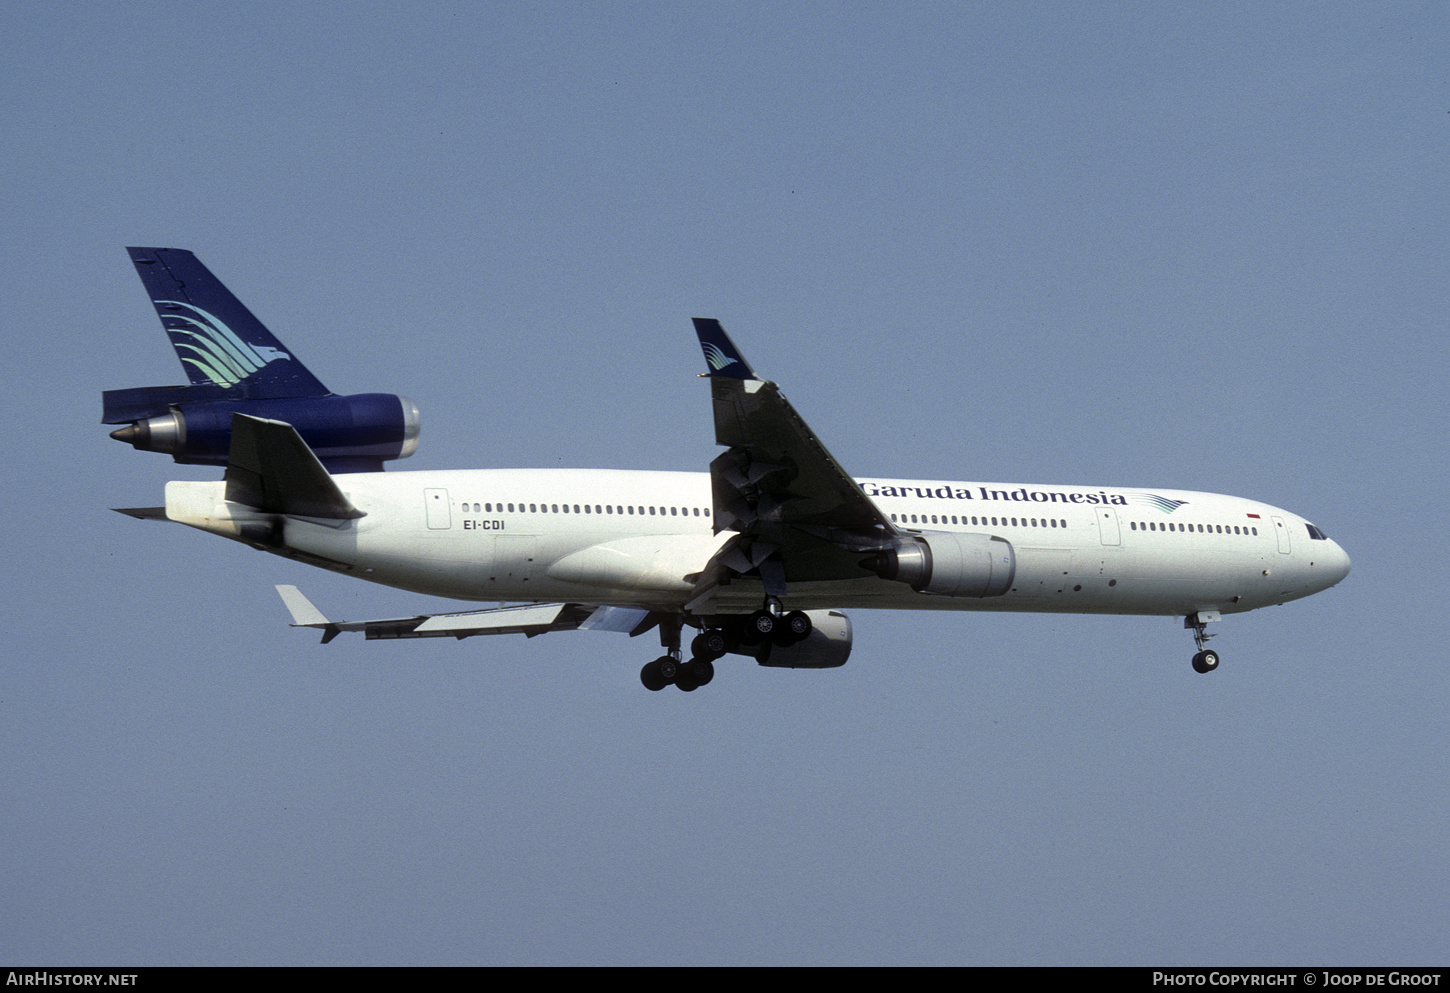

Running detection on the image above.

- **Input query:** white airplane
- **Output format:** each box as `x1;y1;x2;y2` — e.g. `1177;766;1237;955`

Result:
109;249;1351;691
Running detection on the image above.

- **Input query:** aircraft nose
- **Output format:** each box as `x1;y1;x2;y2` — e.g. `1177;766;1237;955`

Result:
1327;540;1351;586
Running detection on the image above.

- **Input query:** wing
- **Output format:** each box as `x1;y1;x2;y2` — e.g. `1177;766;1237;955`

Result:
276;585;654;644
688;319;901;607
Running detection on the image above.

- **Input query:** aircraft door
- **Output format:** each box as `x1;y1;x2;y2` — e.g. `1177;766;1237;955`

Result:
1097;507;1121;546
1272;515;1291;554
424;488;451;529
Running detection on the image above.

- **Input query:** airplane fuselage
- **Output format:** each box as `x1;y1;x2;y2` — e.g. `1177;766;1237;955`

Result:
165;467;1351;619
111;249;1351;684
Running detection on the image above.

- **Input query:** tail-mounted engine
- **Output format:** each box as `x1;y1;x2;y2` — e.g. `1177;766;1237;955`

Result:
105;247;422;474
104;390;420;473
863;530;1016;598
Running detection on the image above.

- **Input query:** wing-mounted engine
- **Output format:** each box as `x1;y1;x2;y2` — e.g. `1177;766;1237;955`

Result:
863;530;1016;598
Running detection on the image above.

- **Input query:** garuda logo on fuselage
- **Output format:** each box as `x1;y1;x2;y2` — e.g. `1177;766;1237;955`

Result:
1134;493;1189;514
158;300;291;387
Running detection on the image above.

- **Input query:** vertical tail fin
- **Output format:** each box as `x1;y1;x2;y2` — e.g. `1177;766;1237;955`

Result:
126;247;329;398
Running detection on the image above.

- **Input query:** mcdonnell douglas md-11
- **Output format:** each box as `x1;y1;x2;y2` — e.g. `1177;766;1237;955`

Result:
107;248;1350;691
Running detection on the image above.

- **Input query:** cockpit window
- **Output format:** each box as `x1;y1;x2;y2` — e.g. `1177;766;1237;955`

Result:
1306;523;1329;540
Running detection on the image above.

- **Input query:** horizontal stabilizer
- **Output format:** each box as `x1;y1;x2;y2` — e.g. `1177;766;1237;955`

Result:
112;506;168;520
103;383;238;424
225;414;363;519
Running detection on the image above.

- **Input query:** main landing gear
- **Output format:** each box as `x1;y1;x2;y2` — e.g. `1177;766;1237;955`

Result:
640;648;717;692
639;613;719;693
641;654;699;691
638;601;815;692
1185;612;1221;674
738;598;812;649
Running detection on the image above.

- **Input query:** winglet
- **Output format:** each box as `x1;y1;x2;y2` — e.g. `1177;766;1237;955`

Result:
276;585;329;625
275;585;342;644
692;318;760;380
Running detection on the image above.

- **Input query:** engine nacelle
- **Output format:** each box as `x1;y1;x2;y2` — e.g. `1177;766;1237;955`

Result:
105;391;420;472
742;610;853;669
865;530;1016;598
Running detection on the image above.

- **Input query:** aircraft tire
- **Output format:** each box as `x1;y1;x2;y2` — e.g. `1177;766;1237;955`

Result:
692;630;727;661
1191;650;1220;674
641;659;670;691
775;610;812;646
676;673;699;692
689;658;715;686
743;610;775;644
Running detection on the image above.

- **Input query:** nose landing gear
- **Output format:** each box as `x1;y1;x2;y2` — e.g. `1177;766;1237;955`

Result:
1185;611;1222;674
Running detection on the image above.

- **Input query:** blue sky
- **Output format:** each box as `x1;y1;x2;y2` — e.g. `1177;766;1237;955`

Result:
2;2;1446;965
